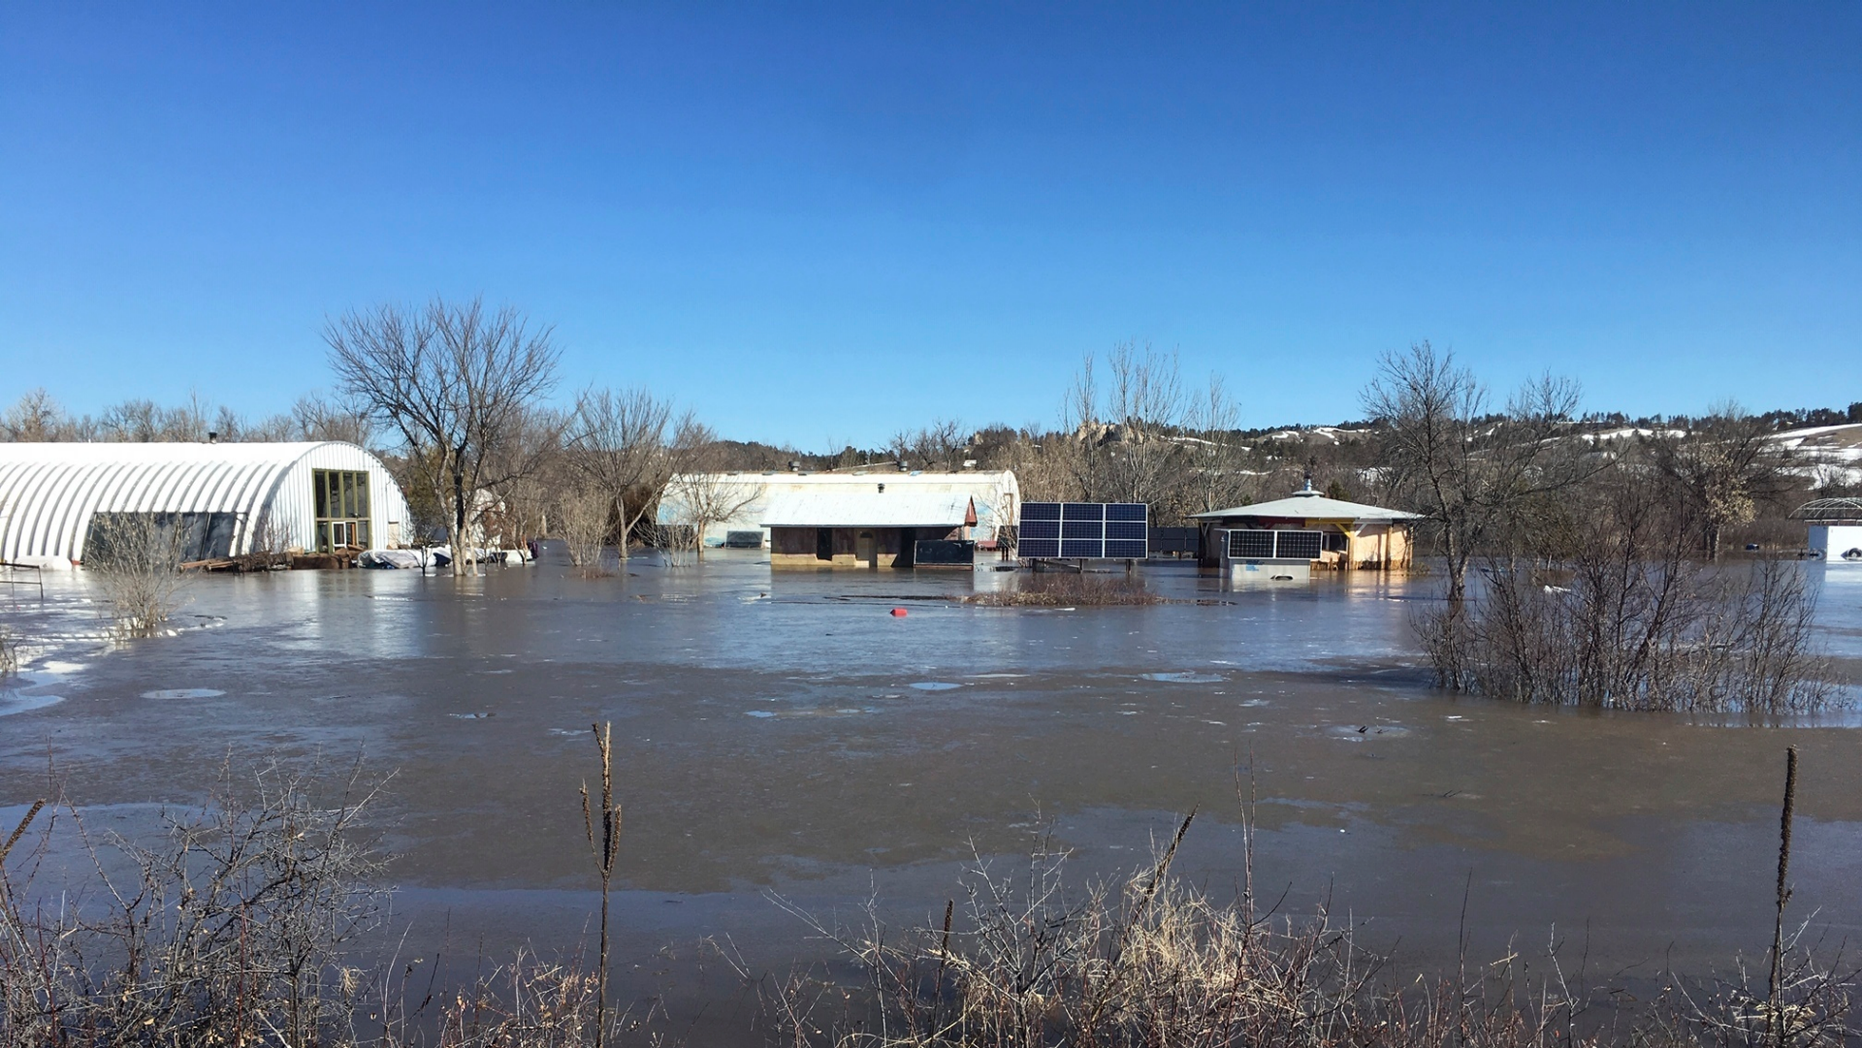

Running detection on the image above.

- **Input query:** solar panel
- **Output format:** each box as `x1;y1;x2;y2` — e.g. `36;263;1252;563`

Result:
1021;519;1061;539
1018;502;1148;560
1229;531;1274;559
1275;531;1323;559
1225;529;1324;560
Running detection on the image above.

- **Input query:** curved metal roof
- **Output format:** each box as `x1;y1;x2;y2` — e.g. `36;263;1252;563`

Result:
1791;497;1862;523
0;441;412;562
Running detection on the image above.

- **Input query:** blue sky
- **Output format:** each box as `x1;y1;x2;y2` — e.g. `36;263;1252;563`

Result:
2;3;1858;447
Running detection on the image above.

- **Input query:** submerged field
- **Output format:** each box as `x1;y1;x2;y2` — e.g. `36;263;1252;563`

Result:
4;551;1862;1043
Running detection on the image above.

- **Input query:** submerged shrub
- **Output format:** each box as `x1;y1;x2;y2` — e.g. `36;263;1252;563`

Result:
967;572;1164;607
1419;479;1835;714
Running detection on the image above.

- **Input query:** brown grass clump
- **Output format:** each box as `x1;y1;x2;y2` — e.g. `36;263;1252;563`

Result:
966;572;1165;607
757;800;1858;1048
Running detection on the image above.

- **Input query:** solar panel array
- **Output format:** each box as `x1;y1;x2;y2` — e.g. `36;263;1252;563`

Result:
1226;529;1324;560
1020;502;1148;559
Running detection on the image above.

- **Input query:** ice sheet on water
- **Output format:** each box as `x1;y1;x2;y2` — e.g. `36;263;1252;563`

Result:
141;688;225;700
909;681;962;691
1141;671;1225;684
0;691;63;716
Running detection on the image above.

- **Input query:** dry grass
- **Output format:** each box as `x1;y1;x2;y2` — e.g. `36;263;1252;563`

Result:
754;799;1857;1048
966;572;1165;607
0;756;659;1048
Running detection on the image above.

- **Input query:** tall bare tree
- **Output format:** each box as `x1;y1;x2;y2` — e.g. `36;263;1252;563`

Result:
1362;342;1590;605
326;297;561;575
568;387;677;558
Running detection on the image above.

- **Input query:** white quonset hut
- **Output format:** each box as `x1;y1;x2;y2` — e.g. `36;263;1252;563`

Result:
0;442;412;566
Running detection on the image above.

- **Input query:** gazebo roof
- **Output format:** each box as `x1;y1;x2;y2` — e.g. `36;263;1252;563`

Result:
1191;484;1422;523
1791;497;1862;524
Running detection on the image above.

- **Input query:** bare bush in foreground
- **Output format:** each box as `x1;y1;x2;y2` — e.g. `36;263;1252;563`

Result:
0;758;390;1046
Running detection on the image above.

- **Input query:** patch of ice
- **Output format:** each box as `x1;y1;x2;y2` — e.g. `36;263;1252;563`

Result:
141;688;225;700
910;682;962;691
1142;672;1225;684
0;692;63;716
746;710;777;718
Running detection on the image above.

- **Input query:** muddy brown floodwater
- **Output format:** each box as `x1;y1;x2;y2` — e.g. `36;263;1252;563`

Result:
4;550;1862;1043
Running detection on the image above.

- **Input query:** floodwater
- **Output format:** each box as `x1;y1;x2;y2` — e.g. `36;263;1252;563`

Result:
3;552;1862;1038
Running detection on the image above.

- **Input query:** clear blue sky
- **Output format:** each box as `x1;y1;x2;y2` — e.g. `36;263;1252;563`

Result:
2;3;1858;448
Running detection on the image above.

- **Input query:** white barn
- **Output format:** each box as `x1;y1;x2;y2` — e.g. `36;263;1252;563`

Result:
0;441;413;566
657;470;1020;551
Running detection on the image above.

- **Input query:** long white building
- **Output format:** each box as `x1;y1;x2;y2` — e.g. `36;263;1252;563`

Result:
657;469;1020;551
0;441;413;565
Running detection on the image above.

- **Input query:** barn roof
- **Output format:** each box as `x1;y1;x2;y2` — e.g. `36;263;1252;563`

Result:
759;490;976;528
1191;484;1421;523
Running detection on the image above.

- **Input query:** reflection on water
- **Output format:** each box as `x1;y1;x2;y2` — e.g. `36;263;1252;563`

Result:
1;552;1860;997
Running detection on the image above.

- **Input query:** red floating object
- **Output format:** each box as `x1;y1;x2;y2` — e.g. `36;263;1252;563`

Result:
890;608;908;617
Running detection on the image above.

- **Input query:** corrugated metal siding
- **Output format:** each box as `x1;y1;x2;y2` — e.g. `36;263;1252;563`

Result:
0;442;412;562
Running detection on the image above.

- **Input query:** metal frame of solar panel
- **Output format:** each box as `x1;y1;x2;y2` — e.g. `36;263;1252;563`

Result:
1018;502;1147;559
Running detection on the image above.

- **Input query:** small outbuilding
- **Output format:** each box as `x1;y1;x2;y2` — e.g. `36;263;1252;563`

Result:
764;487;979;568
0;441;413;566
1191;483;1420;581
1791;498;1862;562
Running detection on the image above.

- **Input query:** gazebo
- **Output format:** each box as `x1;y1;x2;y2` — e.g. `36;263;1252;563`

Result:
1790;498;1862;562
1191;482;1420;576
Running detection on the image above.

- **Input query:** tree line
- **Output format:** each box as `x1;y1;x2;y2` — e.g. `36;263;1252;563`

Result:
3;300;1856;586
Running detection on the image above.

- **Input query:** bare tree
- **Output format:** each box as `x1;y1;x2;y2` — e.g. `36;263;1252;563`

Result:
83;513;190;637
1057;342;1243;521
326;297;561;575
568;386;677;558
290;393;377;447
1180;374;1255;515
657;419;759;563
0;389;70;441
1362;342;1589;605
558;481;613;576
1641;404;1793;561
